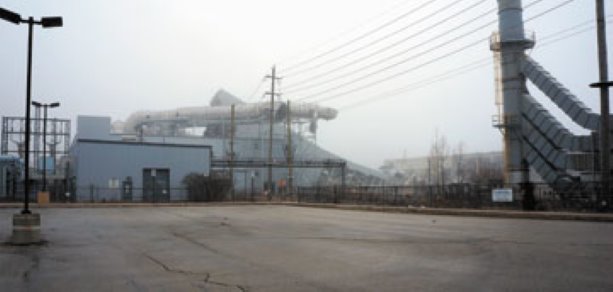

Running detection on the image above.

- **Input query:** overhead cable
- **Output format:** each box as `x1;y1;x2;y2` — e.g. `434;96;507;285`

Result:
280;0;441;74
295;0;575;103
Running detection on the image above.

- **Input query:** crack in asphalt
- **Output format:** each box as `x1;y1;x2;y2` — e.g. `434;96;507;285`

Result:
144;253;205;277
170;231;225;255
144;253;247;291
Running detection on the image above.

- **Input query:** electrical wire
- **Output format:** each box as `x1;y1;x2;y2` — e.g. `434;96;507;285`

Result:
280;0;442;74
276;0;416;67
336;15;601;111
537;18;612;48
245;77;267;102
282;0;480;80
306;37;488;103
339;59;492;111
288;0;548;97
284;1;497;93
283;0;545;89
294;0;576;103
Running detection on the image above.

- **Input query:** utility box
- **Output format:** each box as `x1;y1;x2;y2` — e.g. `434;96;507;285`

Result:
37;191;50;204
122;176;133;201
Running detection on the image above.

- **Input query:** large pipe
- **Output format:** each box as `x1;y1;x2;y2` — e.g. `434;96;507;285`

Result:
121;101;338;134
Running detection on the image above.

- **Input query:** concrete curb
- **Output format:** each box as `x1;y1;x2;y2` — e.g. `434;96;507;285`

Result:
0;202;612;222
286;203;613;222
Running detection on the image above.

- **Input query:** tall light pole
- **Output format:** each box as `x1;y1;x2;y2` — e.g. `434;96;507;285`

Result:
0;7;62;214
31;101;60;192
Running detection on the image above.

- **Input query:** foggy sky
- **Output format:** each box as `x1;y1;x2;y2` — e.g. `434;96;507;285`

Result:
0;0;610;168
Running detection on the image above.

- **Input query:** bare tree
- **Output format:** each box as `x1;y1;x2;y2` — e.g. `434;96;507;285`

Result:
428;129;449;191
452;142;466;183
467;156;504;185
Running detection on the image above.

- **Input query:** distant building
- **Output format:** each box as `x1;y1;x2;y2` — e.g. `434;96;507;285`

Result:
380;151;504;185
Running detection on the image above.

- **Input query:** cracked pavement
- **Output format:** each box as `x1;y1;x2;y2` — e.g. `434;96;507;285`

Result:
1;205;612;291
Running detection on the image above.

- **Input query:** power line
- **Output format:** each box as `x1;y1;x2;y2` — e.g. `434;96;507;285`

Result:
307;37;488;103
280;0;441;74
538;19;594;42
284;0;545;91
295;0;575;103
524;0;575;23
284;0;496;94
339;59;492;111
283;0;480;80
245;77;267;101
538;18;612;48
276;0;415;67
296;28;494;101
337;15;599;111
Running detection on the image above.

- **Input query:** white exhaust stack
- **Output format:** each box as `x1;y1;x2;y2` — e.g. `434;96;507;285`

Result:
491;0;534;184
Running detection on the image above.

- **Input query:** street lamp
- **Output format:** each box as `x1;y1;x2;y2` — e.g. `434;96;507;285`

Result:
0;7;62;214
31;101;60;193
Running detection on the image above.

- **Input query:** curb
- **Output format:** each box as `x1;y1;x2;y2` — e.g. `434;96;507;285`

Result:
287;203;613;222
1;202;612;222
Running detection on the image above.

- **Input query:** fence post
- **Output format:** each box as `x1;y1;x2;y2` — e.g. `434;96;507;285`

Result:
89;184;94;202
393;186;398;205
429;184;433;208
333;185;338;204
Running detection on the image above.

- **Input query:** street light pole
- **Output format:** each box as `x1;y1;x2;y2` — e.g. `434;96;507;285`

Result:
23;17;34;214
42;105;47;191
1;6;62;244
0;7;62;214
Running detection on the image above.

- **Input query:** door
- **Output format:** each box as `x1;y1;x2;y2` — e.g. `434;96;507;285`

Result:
142;168;170;202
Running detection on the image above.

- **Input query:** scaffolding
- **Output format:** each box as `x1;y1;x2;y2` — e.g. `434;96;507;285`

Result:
1;116;71;177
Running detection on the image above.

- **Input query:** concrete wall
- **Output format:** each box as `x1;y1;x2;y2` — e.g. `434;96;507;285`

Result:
73;139;211;202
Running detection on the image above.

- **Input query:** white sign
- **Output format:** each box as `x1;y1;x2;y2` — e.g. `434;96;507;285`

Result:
492;188;513;202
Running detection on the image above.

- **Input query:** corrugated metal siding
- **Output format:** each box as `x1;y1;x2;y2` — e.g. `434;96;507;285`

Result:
73;140;211;201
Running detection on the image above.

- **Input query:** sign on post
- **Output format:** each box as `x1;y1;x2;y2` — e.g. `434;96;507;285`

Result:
492;188;513;202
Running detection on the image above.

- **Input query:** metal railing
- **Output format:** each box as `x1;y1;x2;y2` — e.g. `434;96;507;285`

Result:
294;182;606;212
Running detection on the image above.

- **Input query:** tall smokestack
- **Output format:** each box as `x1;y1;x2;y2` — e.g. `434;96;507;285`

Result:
491;0;533;184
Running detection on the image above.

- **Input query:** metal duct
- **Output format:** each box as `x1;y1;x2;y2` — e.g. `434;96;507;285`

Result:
121;101;338;134
522;56;600;130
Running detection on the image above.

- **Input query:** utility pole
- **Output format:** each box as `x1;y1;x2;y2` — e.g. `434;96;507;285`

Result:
286;100;293;197
428;158;433;207
591;0;611;210
265;66;281;199
229;104;235;200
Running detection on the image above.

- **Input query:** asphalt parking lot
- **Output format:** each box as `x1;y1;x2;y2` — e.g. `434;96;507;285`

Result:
1;205;612;291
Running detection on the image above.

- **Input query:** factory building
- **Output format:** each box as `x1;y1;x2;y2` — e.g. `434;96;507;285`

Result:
70;116;211;202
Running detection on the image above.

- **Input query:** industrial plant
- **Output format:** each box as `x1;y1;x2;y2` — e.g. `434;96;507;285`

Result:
1;89;385;202
0;0;610;211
